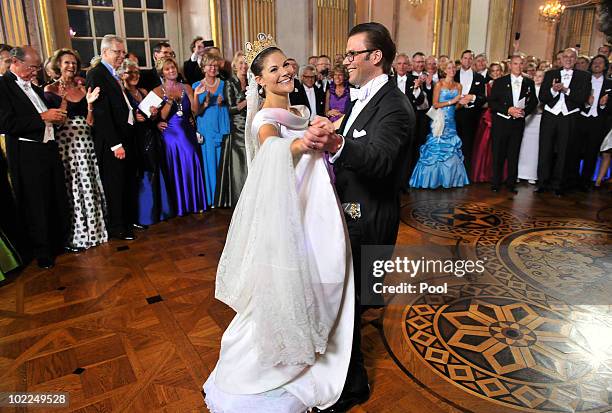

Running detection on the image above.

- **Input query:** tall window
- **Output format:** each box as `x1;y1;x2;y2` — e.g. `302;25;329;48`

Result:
67;0;168;67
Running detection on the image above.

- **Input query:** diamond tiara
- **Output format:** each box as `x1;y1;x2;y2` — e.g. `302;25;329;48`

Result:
244;33;277;69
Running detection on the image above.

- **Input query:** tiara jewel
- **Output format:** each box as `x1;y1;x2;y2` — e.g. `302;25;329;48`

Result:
244;33;277;68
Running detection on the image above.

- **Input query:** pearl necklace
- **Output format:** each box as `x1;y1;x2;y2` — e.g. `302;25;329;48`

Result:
204;77;219;89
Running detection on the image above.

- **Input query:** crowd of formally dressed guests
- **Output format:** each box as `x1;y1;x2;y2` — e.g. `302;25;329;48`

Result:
397;46;612;194
0;36;252;271
0;35;610;274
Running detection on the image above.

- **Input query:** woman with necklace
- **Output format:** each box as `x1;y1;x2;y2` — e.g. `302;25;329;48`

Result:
119;59;174;226
44;48;108;251
152;57;207;215
192;53;230;206
410;61;470;188
214;51;248;208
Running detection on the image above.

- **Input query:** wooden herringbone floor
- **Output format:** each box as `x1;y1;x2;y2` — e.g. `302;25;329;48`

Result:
0;183;610;412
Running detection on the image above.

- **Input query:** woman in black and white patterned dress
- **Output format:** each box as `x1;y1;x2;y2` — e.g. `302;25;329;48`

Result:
45;49;107;251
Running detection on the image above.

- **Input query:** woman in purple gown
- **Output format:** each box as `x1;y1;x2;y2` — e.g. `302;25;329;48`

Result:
152;57;207;215
325;64;350;124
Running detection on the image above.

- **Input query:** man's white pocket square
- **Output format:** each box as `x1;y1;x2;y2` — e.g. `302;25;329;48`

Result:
353;129;367;138
475;82;481;85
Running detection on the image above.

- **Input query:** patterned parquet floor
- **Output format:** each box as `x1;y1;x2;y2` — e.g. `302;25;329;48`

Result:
0;183;610;412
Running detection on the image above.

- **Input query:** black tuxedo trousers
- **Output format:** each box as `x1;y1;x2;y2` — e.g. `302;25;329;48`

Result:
456;108;480;170
17;140;69;258
491;116;525;187
537;111;578;190
575;115;608;185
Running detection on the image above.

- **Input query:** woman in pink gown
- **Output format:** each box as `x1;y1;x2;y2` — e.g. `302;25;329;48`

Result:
470;63;503;182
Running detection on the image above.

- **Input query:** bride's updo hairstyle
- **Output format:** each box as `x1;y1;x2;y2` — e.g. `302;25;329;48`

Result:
250;46;280;98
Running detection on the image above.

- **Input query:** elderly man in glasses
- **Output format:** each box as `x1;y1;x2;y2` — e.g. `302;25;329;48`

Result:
289;64;325;120
0;45;69;269
86;34;139;241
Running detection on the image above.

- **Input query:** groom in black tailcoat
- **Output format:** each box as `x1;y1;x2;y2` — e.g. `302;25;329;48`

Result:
304;22;415;413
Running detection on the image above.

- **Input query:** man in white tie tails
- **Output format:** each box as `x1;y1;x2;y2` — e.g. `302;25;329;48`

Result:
0;46;69;269
536;47;591;196
303;22;415;413
488;54;537;193
408;52;435;178
454;49;486;171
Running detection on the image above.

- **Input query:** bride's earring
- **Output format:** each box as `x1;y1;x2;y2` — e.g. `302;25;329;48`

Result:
258;85;266;98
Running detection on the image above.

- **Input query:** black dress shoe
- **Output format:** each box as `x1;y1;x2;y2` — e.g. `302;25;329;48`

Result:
37;257;55;269
491;185;499;192
110;231;136;241
132;223;148;230
313;386;370;413
64;245;85;253
554;189;564;197
534;187;548;193
507;186;518;194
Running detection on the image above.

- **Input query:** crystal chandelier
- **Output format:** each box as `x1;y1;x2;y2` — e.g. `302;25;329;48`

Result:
408;0;424;5
538;0;566;23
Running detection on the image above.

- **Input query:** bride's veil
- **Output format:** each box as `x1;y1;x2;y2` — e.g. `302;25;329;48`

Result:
244;69;262;169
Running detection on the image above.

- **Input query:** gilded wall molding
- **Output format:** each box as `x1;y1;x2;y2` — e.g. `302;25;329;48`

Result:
1;0;29;47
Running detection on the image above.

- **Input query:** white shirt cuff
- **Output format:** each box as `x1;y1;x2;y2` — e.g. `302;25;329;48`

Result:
329;135;345;163
190;52;198;62
111;143;123;152
565;88;570;96
551;88;559;98
413;88;421;98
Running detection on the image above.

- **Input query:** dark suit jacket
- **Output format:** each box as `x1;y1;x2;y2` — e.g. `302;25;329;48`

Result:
454;70;486;109
183;59;203;86
0;71;52;201
289;79;325;117
480;70;493;84
137;68;161;91
390;74;426;110
580;76;612;117
538;68;591;112
335;80;415;244
137;67;185;91
0;72;47;141
85;63;133;155
488;74;537;122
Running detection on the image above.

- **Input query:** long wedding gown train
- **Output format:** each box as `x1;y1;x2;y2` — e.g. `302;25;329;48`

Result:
203;106;354;412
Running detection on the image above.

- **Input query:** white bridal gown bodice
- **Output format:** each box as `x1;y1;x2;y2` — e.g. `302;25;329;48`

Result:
204;106;355;413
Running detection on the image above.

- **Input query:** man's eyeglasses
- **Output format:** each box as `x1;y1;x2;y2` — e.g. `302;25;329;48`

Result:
109;49;127;56
17;59;41;72
343;49;376;62
302;75;316;79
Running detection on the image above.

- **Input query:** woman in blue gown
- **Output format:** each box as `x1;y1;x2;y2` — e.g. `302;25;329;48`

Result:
152;57;207;215
193;54;230;206
410;61;470;189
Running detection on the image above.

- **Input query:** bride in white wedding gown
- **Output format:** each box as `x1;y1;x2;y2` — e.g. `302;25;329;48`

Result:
203;34;354;412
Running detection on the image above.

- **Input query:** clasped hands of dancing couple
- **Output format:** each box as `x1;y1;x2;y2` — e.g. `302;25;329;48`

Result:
303;116;343;152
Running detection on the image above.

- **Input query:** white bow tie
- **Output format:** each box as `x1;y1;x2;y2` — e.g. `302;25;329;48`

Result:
397;76;407;82
17;78;32;89
357;87;370;102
